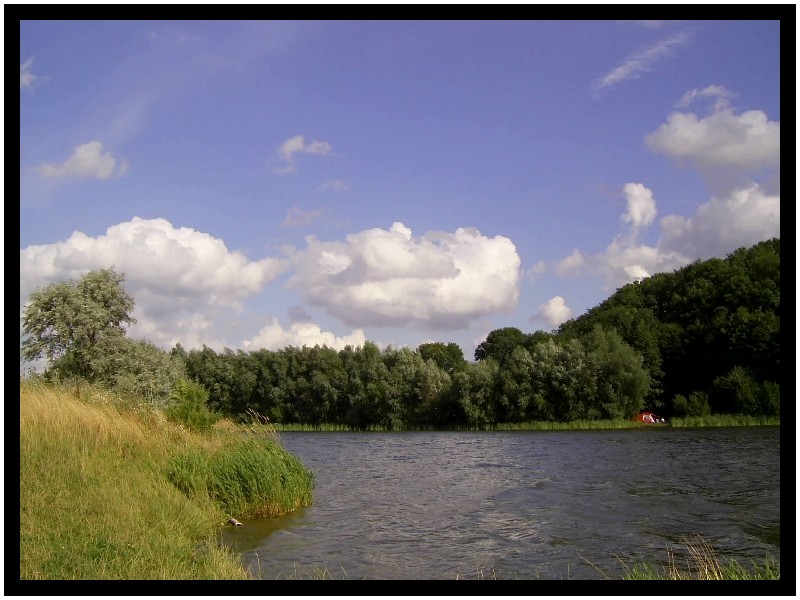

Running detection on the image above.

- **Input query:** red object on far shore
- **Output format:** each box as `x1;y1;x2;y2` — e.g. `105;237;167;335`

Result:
634;411;665;424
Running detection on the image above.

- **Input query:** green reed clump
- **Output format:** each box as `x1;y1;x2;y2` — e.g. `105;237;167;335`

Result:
669;415;779;428
167;429;315;518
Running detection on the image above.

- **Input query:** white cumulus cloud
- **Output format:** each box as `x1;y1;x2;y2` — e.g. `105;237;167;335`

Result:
555;182;778;292
20;217;288;350
33;141;129;180
658;183;780;261
554;248;584;278
243;319;366;351
555;91;779;292
531;296;573;329
287;222;521;330
621;182;657;229
273;134;333;174
645;106;779;175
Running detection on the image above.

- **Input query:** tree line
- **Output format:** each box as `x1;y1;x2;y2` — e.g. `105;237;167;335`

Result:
20;238;779;428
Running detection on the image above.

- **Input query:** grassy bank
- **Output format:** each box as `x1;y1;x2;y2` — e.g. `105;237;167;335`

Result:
19;381;314;580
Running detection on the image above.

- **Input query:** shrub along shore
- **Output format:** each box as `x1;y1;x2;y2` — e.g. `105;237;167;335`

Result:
19;381;314;580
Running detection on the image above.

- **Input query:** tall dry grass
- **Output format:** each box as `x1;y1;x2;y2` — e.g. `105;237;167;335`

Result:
621;534;780;580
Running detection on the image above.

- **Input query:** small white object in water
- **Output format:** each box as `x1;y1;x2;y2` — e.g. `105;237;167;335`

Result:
228;518;243;526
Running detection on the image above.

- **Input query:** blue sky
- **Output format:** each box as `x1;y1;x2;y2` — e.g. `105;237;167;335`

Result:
20;20;781;362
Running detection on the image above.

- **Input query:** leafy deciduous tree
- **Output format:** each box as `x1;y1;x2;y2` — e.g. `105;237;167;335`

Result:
21;267;136;381
474;327;527;364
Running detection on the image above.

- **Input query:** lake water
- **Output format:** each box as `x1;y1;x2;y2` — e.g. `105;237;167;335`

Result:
219;427;780;580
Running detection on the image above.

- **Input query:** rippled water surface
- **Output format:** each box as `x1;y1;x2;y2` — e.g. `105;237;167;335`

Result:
220;427;780;580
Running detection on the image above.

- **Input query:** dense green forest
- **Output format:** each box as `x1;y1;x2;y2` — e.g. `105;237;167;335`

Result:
21;238;780;429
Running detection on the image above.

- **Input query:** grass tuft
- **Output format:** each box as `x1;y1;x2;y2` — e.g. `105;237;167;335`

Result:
621;534;780;580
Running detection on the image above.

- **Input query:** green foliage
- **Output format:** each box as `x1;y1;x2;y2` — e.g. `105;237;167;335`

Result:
417;342;466;374
687;391;711;417
341;341;391;430
166;432;315;518
414;358;453;425
165;379;220;431
20;268;186;406
86;336;185;406
582;325;650;419
559;238;780;414
560;304;664;403
712;366;760;415
382;347;423;428
525;329;556;349
524;339;592;421
759;381;780;417
496;346;539;422
474;327;527;364
21;268;137;380
672;394;688;417
453;359;499;427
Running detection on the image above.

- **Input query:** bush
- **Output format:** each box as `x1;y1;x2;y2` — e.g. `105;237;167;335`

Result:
687;391;711;417
165;379;220;431
759;381;780;416
672;394;688;417
712;366;760;415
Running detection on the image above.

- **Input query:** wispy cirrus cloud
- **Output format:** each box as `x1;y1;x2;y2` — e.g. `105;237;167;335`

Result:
593;31;690;95
33;141;129;180
677;84;735;110
273;135;333;174
20;57;40;90
619;20;682;29
281;206;327;228
317;179;350;193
